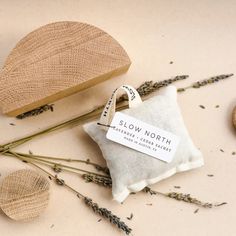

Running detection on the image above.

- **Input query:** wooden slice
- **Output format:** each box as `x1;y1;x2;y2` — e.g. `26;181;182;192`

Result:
233;106;236;129
0;169;50;221
0;21;131;116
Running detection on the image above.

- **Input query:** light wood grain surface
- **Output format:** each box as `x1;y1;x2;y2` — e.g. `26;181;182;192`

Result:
0;21;131;116
0;1;236;236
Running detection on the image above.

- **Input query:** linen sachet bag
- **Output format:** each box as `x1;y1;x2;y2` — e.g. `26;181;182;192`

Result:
83;85;204;202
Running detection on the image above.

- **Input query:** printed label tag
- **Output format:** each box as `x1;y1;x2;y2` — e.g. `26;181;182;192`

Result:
106;112;180;163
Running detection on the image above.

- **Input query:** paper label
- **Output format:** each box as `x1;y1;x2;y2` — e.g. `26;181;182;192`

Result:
106;112;180;163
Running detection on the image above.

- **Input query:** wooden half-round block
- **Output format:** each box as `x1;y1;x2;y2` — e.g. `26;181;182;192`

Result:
0;21;131;116
0;169;50;221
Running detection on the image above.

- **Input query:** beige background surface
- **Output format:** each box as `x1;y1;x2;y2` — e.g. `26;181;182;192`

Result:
0;1;236;235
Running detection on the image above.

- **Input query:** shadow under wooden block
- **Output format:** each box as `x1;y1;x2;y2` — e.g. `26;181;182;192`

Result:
0;21;131;117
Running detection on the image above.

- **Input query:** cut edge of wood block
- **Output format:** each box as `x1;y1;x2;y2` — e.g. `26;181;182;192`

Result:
5;63;131;117
233;106;236;130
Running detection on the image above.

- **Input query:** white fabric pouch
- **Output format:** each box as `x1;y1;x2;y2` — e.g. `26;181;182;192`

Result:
83;85;204;202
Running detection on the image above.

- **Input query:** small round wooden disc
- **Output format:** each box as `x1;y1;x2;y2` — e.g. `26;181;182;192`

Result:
233;106;236;129
0;169;50;221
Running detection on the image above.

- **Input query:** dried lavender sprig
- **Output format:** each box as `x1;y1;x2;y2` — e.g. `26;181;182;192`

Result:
117;75;189;102
81;177;225;209
54;172;131;235
84;197;132;235
177;73;234;92
165;192;214;208
4;73;231;152
82;174;112;188
51;171;132;235
4;151;110;178
13;151;109;175
192;74;233;88
144;187;226;208
138;75;189;94
14;75;187;120
16;104;54;119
